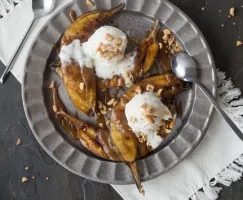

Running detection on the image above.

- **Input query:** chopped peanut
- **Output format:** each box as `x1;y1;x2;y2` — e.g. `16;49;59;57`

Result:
168;37;175;46
135;86;142;94
53;105;58;113
163;29;171;35
169;120;175;129
115;37;122;45
230;7;235;16
129;116;136;123
22;177;29;183
157;88;163;96
146;84;154;92
236;41;243;47
49;81;55;89
162;35;169;41
105;33;114;41
107;98;115;106
79;82;85;90
16;138;22;145
99;123;104;128
86;0;95;7
144;115;155;124
165;129;171;133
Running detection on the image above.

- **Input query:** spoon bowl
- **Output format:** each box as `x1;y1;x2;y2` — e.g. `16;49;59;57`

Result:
33;0;56;19
171;51;243;141
171;52;198;82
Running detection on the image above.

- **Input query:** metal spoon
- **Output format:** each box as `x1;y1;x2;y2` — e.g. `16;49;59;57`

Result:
171;51;243;141
0;0;56;84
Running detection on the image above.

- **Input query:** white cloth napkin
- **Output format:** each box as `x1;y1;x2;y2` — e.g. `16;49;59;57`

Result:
1;1;243;199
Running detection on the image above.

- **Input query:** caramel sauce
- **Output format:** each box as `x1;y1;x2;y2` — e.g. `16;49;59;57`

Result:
52;87;79;139
55;7;184;161
156;30;173;74
97;129;120;161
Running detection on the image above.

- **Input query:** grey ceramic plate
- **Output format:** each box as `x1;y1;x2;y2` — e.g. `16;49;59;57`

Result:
22;0;216;184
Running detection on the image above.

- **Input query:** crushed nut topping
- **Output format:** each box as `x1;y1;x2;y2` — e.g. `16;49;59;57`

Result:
100;110;107;115
146;106;154;115
144;115;155;124
157;88;163;96
113;101;118;106
16;138;22;145
140;103;147;110
102;44;111;51
236;41;243;47
22;177;29;183
146;84;154;92
135;86;142;94
98;101;103;109
115;37;122;45
169;120;175;129
163;29;171;35
168;37;175;46
79;82;85;90
53;105;58;113
116;120;121;124
102;104;107;111
125;71;132;78
99;123;104;128
129;116;136;123
138;133;147;143
105;33;114;41
86;0;95;7
162;35;169;41
230;7;235;16
49;81;55;89
165;129;171;133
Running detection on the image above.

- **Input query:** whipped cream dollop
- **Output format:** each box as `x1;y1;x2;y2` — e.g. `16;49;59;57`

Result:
59;26;135;84
125;92;172;149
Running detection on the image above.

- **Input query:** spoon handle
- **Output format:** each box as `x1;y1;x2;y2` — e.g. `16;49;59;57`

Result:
195;80;243;141
0;20;35;84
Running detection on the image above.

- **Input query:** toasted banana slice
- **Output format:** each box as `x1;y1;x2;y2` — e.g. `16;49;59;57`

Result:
109;74;183;195
61;4;125;115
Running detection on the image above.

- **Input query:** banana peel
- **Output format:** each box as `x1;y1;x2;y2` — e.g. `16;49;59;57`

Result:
61;4;125;115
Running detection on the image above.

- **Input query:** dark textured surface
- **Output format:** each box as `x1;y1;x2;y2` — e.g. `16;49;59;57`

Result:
0;0;243;199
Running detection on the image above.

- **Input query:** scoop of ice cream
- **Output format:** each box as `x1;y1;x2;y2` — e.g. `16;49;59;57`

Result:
125;92;172;148
83;26;127;62
59;39;93;68
59;25;135;84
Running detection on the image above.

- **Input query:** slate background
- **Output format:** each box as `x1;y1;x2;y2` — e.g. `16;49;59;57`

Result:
1;0;243;199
